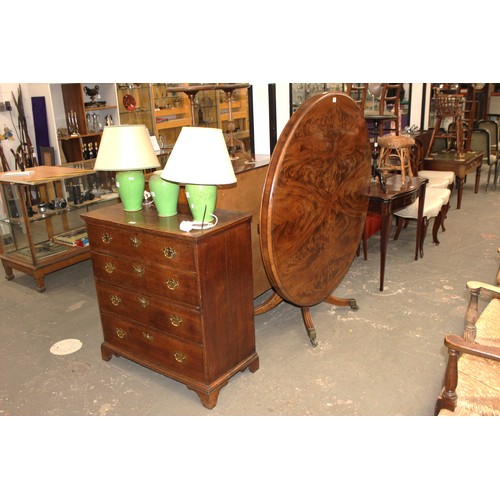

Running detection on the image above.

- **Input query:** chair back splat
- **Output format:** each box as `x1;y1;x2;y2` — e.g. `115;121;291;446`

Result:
426;88;465;158
470;128;498;191
378;83;402;136
345;83;368;111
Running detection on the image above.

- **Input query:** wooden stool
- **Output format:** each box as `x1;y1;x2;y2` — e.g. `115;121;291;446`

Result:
378;134;415;184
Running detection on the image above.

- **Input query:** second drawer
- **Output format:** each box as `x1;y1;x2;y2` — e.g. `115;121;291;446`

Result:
95;280;203;344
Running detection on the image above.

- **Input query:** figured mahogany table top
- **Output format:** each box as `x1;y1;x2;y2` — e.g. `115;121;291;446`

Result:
260;92;372;307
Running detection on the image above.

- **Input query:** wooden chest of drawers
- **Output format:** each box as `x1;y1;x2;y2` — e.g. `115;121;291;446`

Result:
81;204;259;409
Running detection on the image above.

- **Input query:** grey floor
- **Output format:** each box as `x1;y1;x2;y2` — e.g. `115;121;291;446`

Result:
1;173;499;417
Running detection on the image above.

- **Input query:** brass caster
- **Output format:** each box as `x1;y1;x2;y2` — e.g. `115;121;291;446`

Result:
349;299;359;310
307;327;318;347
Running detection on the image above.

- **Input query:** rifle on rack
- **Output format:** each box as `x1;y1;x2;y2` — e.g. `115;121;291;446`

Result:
0;142;10;172
11;85;38;171
9;86;39;210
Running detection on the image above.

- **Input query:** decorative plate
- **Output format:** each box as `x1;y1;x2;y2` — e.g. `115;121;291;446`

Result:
123;94;136;111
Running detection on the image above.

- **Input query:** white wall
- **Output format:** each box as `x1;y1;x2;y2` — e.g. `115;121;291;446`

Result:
249;83;270;155
250;83;290;156
275;83;291;139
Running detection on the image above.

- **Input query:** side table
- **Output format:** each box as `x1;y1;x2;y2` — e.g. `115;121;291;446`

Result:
368;175;428;291
423;150;483;209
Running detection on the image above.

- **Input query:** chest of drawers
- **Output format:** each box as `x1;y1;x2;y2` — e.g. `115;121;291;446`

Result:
82;204;259;409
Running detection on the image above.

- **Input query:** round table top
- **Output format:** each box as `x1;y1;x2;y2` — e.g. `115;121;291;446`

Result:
260;92;372;307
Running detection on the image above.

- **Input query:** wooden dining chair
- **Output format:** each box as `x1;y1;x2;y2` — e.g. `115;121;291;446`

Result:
345;84;368;111
377;84;402;136
470;128;498;192
393;186;451;260
426;88;465;158
478;120;499;190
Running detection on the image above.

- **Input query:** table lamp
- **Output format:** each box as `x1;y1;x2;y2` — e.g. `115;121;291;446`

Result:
93;124;160;212
161;127;236;225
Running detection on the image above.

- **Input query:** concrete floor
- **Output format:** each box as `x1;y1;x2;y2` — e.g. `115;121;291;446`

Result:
1;173;499;417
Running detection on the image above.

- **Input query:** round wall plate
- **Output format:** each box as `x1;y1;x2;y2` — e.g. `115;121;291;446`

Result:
123;94;136;111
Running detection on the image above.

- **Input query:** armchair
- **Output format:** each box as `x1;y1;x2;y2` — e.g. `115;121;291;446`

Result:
435;277;500;416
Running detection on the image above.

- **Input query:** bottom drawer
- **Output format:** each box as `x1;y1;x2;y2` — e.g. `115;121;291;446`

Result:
100;313;205;380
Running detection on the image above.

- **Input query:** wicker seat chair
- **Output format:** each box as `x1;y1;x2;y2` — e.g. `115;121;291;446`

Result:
435;276;500;416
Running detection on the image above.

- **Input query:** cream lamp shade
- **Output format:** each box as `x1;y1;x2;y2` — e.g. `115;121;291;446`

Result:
93;124;160;172
160;127;237;185
93;124;160;212
160;127;237;224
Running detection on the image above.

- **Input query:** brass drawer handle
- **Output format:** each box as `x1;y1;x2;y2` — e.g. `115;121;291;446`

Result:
116;328;127;339
110;295;121;306
170;314;182;327
142;331;154;341
105;262;116;274
133;265;145;277
173;351;186;363
164;246;176;259
102;233;112;244
130;235;141;247
166;278;179;290
138;296;149;308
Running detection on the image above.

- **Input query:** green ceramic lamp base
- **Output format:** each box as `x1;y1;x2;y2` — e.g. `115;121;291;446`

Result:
185;184;217;223
116;170;145;212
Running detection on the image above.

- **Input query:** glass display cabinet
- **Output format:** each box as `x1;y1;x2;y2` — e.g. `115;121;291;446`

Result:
116;83;154;133
290;83;344;113
57;83;119;164
116;83;253;156
0;166;118;292
152;83;192;148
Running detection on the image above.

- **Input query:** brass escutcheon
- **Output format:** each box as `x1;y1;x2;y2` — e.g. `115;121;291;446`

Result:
105;262;116;273
130;235;141;247
110;295;121;306
142;332;153;341
138;296;149;308
116;328;126;339
102;233;112;244
170;314;182;327
164;246;176;259
173;351;186;363
165;278;179;290
133;265;145;277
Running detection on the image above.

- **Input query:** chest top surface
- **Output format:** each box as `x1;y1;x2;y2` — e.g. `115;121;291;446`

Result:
82;203;251;240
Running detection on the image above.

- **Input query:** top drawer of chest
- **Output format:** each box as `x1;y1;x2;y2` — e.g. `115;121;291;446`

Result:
86;223;195;269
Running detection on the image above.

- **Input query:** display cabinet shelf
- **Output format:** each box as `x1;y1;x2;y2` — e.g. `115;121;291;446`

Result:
0;166;118;292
